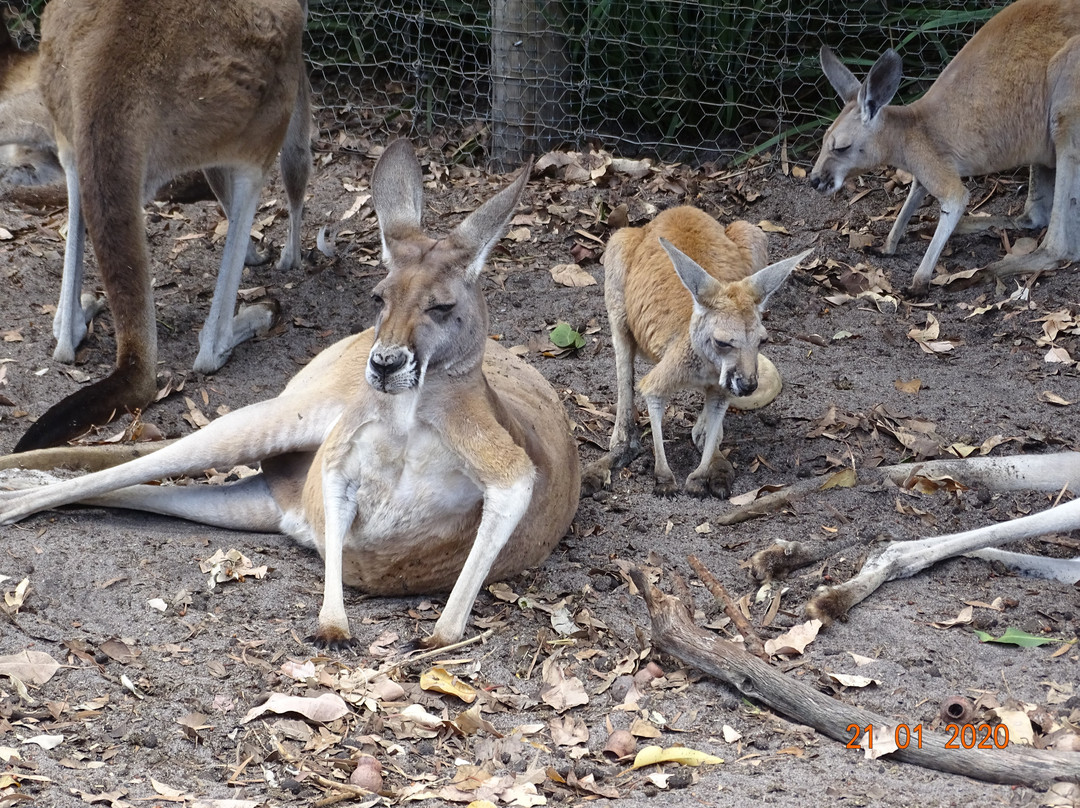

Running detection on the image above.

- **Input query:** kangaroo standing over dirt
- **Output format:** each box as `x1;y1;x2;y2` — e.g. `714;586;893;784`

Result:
810;0;1080;296
9;0;311;452
0;140;580;651
581;206;810;499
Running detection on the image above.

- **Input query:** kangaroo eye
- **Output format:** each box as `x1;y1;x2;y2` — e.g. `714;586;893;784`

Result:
713;339;732;350
427;302;455;318
833;144;851;155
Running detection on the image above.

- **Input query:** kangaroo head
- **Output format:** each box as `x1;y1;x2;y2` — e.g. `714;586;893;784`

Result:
661;240;811;398
809;47;902;195
366;139;530;393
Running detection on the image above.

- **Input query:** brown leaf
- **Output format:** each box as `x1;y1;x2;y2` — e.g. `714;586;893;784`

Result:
241;692;349;724
540;657;589;713
894;378;922;394
550;263;597;288
0;650;62;685
764;619;822;656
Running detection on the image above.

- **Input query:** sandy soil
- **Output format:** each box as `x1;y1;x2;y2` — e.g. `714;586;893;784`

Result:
1;141;1078;807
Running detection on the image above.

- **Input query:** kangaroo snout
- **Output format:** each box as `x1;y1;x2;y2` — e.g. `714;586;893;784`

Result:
727;371;758;398
808;170;837;194
366;345;414;392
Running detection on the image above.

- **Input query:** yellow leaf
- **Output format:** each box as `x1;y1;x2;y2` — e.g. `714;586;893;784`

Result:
819;468;855;490
420;667;477;704
757;220;790;234
631;744;724;769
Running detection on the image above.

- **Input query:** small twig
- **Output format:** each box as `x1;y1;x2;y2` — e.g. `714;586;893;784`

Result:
308;772;377;802
687;555;768;660
392;628;495;672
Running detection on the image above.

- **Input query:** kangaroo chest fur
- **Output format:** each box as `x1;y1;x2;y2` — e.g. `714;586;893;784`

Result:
278;391;488;596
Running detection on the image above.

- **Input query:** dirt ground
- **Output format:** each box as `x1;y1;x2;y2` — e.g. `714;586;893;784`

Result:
1;133;1079;808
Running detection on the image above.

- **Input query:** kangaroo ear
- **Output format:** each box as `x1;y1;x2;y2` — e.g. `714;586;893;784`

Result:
453;158;532;281
858;49;901;125
371;139;425;258
748;249;812;308
820;46;860;104
660;238;722;305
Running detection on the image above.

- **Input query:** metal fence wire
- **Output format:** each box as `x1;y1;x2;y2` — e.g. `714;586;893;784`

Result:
306;0;1010;167
6;0;1011;167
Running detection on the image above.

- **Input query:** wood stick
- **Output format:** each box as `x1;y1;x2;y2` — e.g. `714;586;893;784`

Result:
630;567;1080;788
687;554;767;660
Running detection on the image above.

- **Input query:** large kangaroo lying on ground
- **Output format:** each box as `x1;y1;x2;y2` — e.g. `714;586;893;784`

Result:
809;0;1080;296
2;0;311;453
581;206;810;499
0;140;581;650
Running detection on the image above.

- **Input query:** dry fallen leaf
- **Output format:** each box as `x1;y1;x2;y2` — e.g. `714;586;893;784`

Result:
757;220;790;234
420;667;477;704
603;728;637;759
0;650;60;685
764;619;822;656
550;263;597;288
861;724;899;760
631;744;724;769
907;314;955;354
241;692;349;725
827;672;881;688
894;378;922;394
1040;390;1076;406
540;657;589;713
932;604;974;629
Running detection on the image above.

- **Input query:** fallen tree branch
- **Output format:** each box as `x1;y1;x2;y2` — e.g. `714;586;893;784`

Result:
630;567;1080;788
687;554;767;660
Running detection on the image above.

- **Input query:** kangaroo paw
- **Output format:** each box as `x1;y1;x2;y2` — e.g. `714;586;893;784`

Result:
308;628;355;651
986;249;1066;279
653;474;679;498
245;238;272;266
581;459;612;497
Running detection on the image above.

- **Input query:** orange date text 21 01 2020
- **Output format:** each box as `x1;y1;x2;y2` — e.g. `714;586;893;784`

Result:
845;723;1010;751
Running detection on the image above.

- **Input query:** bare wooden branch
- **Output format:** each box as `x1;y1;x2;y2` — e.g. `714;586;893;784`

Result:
630;567;1080;788
687;554;767;660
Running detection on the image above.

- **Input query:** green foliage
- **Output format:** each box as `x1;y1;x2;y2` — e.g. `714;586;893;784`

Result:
972;626;1064;648
549;322;586;351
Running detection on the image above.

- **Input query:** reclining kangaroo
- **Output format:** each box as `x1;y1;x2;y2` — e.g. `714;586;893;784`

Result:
581;206;810;498
0;140;581;650
3;0;312;452
809;0;1080;296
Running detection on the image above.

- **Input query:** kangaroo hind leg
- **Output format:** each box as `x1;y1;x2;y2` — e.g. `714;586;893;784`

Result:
195;166;279;374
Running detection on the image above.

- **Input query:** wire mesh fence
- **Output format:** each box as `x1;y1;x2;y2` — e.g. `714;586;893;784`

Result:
306;0;1011;167
5;0;1012;167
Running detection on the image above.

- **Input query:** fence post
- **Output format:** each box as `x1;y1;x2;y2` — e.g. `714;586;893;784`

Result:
490;0;568;170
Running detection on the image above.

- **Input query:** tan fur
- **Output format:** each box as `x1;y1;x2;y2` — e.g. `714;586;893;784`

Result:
811;0;1080;295
582;206;810;499
5;0;312;452
0;141;580;652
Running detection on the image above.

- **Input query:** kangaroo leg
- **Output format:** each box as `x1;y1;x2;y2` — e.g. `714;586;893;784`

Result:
2;392;343;525
909;182;968;296
883;179;928;256
275;70;312;272
80;473;284;532
194;167;278;374
204;167;271;267
51;143;90;363
15;129;158;452
987;42;1080;278
581;247;641;496
685;389;733;498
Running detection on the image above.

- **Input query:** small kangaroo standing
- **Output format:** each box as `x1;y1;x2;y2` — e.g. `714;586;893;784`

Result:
581;206;810;499
0;140;581;651
4;0;312;452
810;0;1080;296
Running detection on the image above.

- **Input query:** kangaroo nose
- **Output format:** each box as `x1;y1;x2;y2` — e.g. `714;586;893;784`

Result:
369;352;406;377
734;376;758;397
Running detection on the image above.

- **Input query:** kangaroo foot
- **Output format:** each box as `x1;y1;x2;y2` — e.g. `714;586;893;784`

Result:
685;454;735;499
985;249;1067;279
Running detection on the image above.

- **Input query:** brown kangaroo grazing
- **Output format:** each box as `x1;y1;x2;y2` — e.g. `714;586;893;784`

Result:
581;206;811;499
810;0;1080;296
0;140;581;650
6;0;312;453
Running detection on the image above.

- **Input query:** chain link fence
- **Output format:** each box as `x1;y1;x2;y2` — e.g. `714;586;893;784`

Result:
6;0;1011;167
307;0;1011;167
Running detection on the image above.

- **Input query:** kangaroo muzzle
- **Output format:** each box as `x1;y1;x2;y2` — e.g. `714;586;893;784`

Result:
366;344;417;393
